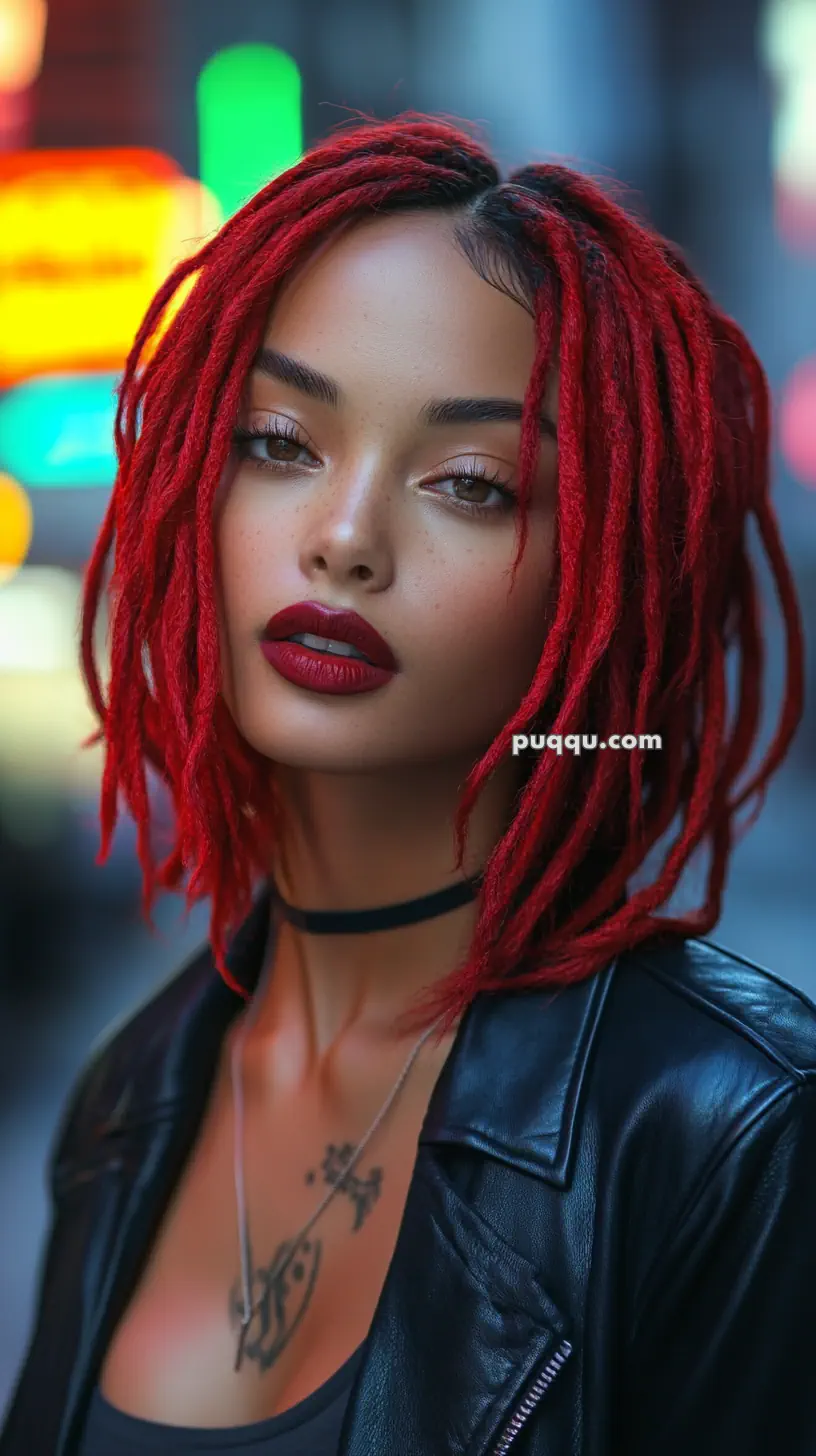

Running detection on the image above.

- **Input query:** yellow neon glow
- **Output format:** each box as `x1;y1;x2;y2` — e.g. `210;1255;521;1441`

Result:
0;470;33;583
0;150;223;386
139;268;201;366
0;0;47;90
139;174;225;364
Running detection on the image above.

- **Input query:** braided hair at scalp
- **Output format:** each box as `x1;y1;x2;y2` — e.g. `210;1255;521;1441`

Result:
79;113;804;1039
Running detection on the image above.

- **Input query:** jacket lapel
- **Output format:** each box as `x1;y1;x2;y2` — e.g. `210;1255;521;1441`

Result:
49;886;616;1455
337;961;617;1453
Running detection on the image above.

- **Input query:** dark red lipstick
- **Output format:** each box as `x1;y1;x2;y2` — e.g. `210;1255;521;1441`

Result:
260;601;398;695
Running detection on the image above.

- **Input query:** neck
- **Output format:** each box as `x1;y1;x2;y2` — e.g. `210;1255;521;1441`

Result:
242;755;522;1086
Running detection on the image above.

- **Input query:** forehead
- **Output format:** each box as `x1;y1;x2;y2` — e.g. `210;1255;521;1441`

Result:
260;210;540;394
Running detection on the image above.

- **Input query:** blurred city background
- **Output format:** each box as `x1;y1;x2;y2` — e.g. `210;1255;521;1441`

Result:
1;0;815;1418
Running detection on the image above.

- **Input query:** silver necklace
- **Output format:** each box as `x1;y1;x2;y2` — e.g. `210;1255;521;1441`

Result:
230;964;446;1372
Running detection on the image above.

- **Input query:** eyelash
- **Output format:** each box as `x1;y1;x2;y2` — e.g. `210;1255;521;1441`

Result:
231;421;517;518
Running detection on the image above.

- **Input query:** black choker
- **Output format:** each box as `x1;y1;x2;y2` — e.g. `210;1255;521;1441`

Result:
272;873;483;934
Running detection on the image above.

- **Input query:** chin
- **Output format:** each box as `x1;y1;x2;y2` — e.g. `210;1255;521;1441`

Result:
243;730;404;776
256;731;498;781
227;690;494;778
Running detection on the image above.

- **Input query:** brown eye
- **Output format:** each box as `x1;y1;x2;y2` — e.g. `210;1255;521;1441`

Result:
264;437;303;462
428;465;516;517
231;424;314;471
453;476;494;503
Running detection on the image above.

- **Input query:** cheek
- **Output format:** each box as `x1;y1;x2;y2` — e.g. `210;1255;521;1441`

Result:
214;489;273;707
410;525;555;722
216;490;274;635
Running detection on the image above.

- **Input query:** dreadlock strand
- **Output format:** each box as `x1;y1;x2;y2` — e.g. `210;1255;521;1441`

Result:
596;266;669;845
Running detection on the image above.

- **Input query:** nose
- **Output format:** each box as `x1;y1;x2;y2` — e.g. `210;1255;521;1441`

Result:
298;476;395;591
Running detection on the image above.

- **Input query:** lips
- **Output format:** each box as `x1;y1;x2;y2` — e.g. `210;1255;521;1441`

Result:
262;602;398;672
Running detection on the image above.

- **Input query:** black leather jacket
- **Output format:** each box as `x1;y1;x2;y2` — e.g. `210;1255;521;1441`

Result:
3;885;816;1454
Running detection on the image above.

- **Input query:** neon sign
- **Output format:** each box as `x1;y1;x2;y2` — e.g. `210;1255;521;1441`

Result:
0;149;220;385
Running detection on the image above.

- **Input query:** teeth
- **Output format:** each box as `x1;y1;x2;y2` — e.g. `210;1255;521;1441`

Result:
287;632;371;663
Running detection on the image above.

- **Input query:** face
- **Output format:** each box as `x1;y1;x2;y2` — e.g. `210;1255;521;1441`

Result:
215;209;559;777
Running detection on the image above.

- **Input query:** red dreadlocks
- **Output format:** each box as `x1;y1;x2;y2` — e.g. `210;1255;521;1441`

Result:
79;112;804;1040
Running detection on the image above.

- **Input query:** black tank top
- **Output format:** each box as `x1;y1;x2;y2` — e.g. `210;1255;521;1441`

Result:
76;1342;367;1455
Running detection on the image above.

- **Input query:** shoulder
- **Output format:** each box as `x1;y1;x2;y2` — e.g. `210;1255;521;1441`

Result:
610;940;816;1367
617;933;816;1080
599;934;816;1207
48;890;270;1179
47;940;221;1181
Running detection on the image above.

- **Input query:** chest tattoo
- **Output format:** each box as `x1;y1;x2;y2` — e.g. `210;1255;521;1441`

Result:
228;1142;384;1372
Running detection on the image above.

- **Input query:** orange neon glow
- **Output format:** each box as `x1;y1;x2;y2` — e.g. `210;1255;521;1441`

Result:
0;470;33;582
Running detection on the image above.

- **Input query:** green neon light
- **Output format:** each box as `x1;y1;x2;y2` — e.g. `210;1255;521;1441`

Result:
0;374;118;487
197;44;303;219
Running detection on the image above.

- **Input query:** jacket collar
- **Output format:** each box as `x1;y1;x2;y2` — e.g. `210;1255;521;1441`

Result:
211;882;620;1189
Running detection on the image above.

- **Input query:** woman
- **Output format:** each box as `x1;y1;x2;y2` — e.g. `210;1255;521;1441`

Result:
2;112;814;1455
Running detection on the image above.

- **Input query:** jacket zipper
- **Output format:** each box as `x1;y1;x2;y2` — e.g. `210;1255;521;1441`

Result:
489;1339;573;1454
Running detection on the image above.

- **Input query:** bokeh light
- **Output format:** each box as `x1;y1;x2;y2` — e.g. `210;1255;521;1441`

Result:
0;469;33;582
761;0;816;252
778;355;816;485
0;566;104;793
0;0;47;90
0;151;221;386
196;44;302;219
0;373;118;487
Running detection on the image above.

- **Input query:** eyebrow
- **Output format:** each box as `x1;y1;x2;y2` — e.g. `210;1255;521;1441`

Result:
252;346;557;440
